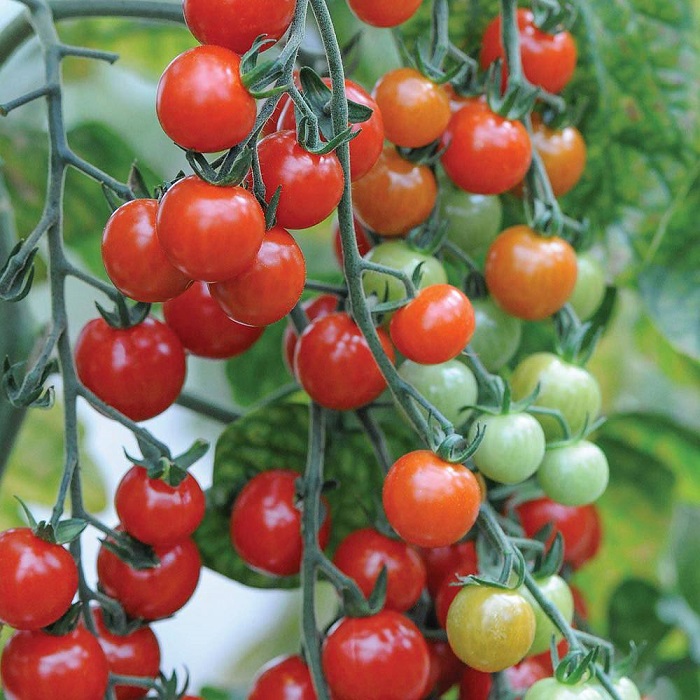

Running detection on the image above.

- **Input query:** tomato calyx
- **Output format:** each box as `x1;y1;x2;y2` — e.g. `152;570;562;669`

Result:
239;35;288;98
125;437;209;488
14;497;87;548
554;647;601;687
2;354;58;409
531;0;578;34
96;296;150;330
100;529;160;571
43;601;84;636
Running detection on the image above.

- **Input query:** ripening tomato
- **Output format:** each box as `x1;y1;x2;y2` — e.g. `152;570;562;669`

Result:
347;0;422;27
230;469;331;577
419;540;478;597
390;284;475;365
184;0;296;54
294;312;395;411
372;67;451;148
248;655;317;700
156;45;257;153
485;225;578;321
74;317;186;422
480;9;577;94
353;145;438;237
441;99;532;195
333;217;373;269
101;199;191;303
115;465;206;547
282;294;339;373
210;226;306;327
383;450;481;548
156;175;266;283
1;627;109;700
322;611;431;700
0;528;78;630
163;281;264;359
257;130;344;229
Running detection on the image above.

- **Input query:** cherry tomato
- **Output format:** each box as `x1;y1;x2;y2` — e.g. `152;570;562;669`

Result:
523;678;604;699
248;654;316;700
468;298;522;371
1;627;109;700
333;217;373;269
515;498;602;571
156;45;257;153
425;639;464;697
0;528;77;630
322;610;430;700
101;199;191;303
467;412;545;484
353;145;437;237
485;225;578;321
210;226;306;327
435;576;466;629
510;353;601;440
282;294;339;373
163;281;264;359
293;312;395;411
156;175;265;283
569;254;606;321
383;450;481;548
441;99;532;195
419;540;478;597
184;0;296;54
538;440;609;506
519;576;574;656
332;527;427;612
458;665;492;700
446;585;536;672
505;658;550;696
594;678;641;700
480;9;577;94
372;67;451;148
97;534;201;620
230;469;331;577
115;465;206;547
74;316;186;422
257;130;344;230
390;284;475;365
347;0;422;27
89;607;161;700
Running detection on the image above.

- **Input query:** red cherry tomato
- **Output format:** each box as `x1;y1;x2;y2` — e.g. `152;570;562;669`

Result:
230;469;331;577
352;145;438;237
390;284;475;365
441;98;532;195
156;45;257;153
115;465;206;547
257;130;344;230
0;528;77;630
88;607;161;700
485;225;578;321
425;639;464;697
184;0;296;54
420;540;478;597
248;655;316;700
480;9;577;94
322;610;431;700
505;657;550;695
209;226;306;327
436;575;465;629
1;627;109;700
372;67;451;148
74;316;186;422
383;451;481;548
101;199;191;303
293;312;395;411
332;527;427;612
333;217;373;269
163;281;264;359
347;0;422;28
97;534;201;620
458;665;493;700
156;175;266;283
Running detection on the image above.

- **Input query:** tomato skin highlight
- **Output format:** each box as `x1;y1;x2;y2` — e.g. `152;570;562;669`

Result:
322;610;431;700
347;0;422;27
383;450;481;548
248;655;317;700
156;175;266;283
0;528;78;630
156;45;256;153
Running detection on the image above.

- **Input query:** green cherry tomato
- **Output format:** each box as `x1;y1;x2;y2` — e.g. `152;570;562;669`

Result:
569;254;607;321
519;576;574;656
397;359;478;427
592;678;641;700
446;585;536;672
510;353;602;441
362;241;448;305
467;412;545;484
537;440;609;507
524;678;604;699
440;183;503;259
469;297;522;371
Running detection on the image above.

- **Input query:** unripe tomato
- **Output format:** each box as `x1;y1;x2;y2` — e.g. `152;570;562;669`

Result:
519;576;574;656
523;678;604;699
347;0;422;28
569;254;606;321
468;298;522;371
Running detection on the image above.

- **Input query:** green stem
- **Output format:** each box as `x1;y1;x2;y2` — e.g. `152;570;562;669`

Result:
176;391;243;424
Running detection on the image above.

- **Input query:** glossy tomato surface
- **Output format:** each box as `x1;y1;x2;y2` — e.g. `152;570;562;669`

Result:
569;253;606;321
101;199;191;303
458;665;493;700
248;654;317;700
0;528;77;630
156;45;256;153
74;317;186;422
322;611;430;700
420;540;478;597
156;175;265;283
468;297;522;371
347;0;422;27
294;312;395;411
426;639;464;697
519;576;574;656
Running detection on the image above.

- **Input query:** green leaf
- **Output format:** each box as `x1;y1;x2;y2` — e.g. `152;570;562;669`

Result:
194;403;419;589
666;505;700;617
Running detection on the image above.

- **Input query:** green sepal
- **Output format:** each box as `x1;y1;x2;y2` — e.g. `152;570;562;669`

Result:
43;602;83;636
127;163;151;199
531;0;578;33
101;183;127;212
0;239;37;302
100;531;159;570
554;648;599;685
533;531;565;578
95;297;150;330
264;186;282;230
3;356;58;409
